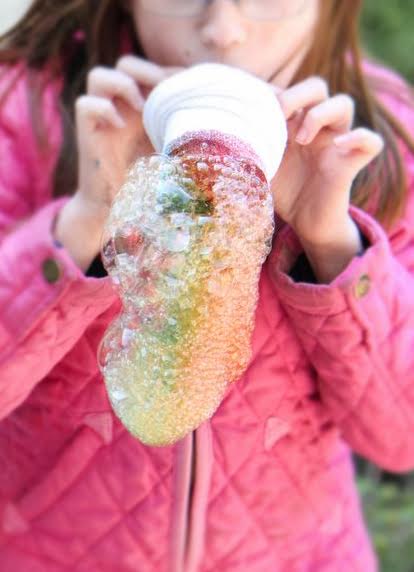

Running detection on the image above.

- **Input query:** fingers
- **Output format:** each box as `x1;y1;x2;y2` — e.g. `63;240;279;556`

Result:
333;128;384;173
116;55;183;86
78;56;184;132
87;67;145;111
76;95;126;130
295;94;355;144
334;127;384;156
275;76;329;119
86;56;184;118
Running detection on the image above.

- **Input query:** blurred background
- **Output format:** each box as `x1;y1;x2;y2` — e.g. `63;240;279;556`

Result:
0;1;413;570
0;0;412;81
0;0;413;82
0;0;30;37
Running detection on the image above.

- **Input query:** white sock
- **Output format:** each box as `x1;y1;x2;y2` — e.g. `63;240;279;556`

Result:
143;63;287;183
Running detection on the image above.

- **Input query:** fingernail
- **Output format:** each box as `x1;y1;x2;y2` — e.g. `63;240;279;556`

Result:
333;134;350;145
132;96;144;112
115;116;126;128
295;127;308;144
336;146;350;156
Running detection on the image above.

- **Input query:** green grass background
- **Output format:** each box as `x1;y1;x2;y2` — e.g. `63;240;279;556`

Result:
361;0;414;81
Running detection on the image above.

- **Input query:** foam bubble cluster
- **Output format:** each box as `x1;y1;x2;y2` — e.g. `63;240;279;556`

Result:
98;134;275;446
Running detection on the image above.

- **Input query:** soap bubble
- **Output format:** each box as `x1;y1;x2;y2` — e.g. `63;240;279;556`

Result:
99;143;274;446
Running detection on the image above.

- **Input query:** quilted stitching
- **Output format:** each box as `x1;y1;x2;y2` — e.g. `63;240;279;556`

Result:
201;378;333;571
3;58;411;571
71;458;171;571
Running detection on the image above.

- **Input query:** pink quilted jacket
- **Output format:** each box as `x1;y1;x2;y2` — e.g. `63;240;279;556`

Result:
1;57;414;572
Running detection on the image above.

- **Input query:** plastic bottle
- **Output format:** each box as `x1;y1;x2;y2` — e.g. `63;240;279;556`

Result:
98;63;287;446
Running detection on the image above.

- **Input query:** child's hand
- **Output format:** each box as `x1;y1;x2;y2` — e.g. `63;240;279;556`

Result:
269;77;384;247
54;57;184;272
74;56;184;223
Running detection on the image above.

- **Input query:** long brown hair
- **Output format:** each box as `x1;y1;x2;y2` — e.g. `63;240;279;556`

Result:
0;0;413;229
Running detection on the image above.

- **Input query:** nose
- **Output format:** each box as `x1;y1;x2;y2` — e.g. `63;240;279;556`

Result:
199;0;248;51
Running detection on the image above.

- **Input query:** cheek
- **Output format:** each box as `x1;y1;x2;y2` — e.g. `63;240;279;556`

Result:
158;41;198;67
177;46;197;66
132;12;171;61
136;22;195;66
135;26;160;59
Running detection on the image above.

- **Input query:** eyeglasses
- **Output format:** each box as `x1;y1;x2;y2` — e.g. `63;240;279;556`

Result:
139;0;307;21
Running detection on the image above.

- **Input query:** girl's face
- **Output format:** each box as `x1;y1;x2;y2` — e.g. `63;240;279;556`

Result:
127;0;320;88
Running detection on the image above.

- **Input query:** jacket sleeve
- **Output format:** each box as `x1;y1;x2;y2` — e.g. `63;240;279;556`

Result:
267;90;414;473
0;70;119;421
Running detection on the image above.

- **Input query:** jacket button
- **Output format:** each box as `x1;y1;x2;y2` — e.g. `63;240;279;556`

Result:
353;274;371;298
42;258;61;284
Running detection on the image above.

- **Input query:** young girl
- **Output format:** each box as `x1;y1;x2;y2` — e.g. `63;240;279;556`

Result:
0;0;413;570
